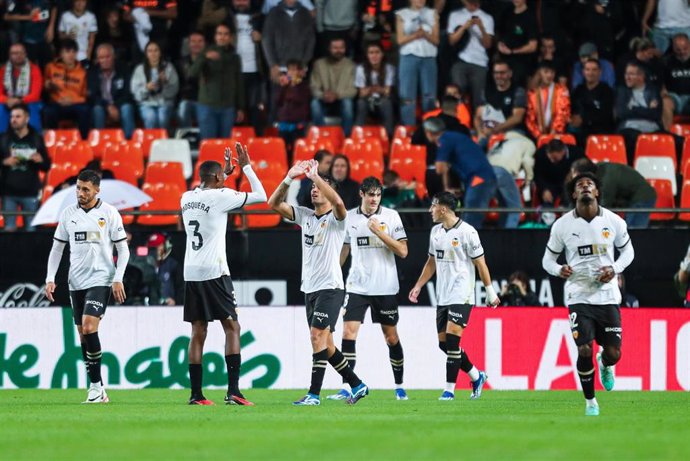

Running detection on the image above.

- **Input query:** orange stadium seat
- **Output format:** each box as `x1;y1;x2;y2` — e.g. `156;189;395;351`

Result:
537;134;576;148
235;178;282;228
46;162;80;188
679;180;690;221
307;126;345;152
231;126;256;141
247;137;288;169
389;143;427;198
44;129;81;148
488;133;506;150
137;183;182;226
393;125;416;143
671;123;690;137
292;138;336;164
88;128;125;158
680;137;690;178
647;179;676;221
351;125;389;153
132;128;167;159
144;162;186;192
635;133;677;170
586;135;627;164
52;141;93;168
101;142;145;184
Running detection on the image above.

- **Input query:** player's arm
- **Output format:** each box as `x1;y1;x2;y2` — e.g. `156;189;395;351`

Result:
44;239;67;302
408;255;436;303
233;143;267;205
340;244;351;266
472;255;500;307
306;160;347;220
268;161;309;220
368;217;408;258
542;222;572;278
112;239;130;304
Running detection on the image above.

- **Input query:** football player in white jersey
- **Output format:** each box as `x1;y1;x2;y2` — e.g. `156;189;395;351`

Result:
44;169;130;403
269;160;369;406
181;143;266;406
409;192;500;401
327;176;409;402
542;172;634;416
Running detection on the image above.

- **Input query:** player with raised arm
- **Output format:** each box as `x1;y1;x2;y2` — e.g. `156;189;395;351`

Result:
542;172;634;416
268;160;369;406
44;169;130;403
327;176;409;401
408;192;499;401
181;143;266;406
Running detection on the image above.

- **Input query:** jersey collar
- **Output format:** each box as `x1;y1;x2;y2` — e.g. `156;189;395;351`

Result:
79;199;102;213
314;209;333;220
572;205;603;220
442;218;462;232
357;205;382;218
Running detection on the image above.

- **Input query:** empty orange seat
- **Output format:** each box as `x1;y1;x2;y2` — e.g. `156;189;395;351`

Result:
46;162;81;188
680;180;690;221
342;138;384;163
292;138;336;164
647;179;676;221
102;142;145;184
586;135;627;164
488;133;506;150
247;137;288;170
231;126;256;141
635;133;677;170
389;143;427;198
537;134;576;149
53;141;94;168
44;129;81;148
145;162;186;192
351;125;389;153
307;126;345;152
234;178;281;228
88;128;125;159
137;183;182;226
393;125;416;143
350;157;384;182
672;123;690;137
131;128;167;159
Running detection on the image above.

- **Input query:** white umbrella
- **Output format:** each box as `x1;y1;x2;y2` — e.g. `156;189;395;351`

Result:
32;179;153;226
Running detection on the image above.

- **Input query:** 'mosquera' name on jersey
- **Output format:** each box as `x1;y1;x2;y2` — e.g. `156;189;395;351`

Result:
428;220;484;306
345;206;407;296
54;200;127;290
180;187;248;282
546;208;631;305
290;206;345;293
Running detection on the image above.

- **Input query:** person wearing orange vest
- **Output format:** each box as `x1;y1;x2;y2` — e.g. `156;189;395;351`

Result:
43;38;90;138
525;60;570;141
422;83;471;128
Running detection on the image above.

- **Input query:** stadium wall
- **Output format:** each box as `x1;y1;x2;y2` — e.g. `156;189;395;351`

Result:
1;307;688;391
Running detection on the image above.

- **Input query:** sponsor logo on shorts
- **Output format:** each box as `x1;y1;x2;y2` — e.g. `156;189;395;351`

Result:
313;311;329;323
449;311;463;319
85;299;104;311
605;327;622;333
379;310;397;315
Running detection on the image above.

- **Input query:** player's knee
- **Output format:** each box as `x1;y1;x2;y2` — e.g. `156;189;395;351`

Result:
192;325;208;340
384;330;399;346
309;327;327;346
81;322;97;335
605;347;621;364
578;343;593;357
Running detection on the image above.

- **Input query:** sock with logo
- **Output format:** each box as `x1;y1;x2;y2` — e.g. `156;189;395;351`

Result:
388;341;404;385
459;348;477;377
189;363;203;399
83;332;102;384
225;354;241;396
328;348;362;389
577;355;596;400
438;342;447;353
341;339;356;383
308;349;329;395
80;342;90;375
445;334;462;386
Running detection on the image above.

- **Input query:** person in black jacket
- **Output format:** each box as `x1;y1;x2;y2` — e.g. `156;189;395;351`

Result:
533;139;584;207
0;103;50;231
88;43;136;139
500;271;541;307
329;154;359;209
570;58;615;146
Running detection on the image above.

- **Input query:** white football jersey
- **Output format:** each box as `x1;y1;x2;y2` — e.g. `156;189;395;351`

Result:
546;207;631;306
290;206;345;293
428;219;484;306
181;187;247;281
344;206;407;296
53;200;127;290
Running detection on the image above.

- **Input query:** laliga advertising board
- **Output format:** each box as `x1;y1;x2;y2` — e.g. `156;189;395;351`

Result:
0;307;689;390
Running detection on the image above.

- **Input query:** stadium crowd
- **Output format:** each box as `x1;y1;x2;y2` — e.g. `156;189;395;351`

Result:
1;0;690;231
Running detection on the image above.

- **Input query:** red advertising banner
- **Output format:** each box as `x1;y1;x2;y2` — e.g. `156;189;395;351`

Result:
456;308;690;391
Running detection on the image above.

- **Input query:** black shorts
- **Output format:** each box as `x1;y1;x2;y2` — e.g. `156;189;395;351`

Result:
184;276;238;323
568;304;622;347
305;289;344;332
69;286;111;325
343;293;399;325
436;304;472;333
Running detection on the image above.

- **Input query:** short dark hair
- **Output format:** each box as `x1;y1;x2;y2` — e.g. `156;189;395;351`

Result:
199;160;222;180
319;174;338;189
423;116;446;134
537;60;556;71
441;96;460;114
360;176;382;194
383;170;399;186
77;169;101;186
433;191;458;211
567;172;600;197
59;38;79;52
314;149;332;163
571;158;597;175
545;139;566;153
493;59;511;70
10;102;29;114
584;58;600;68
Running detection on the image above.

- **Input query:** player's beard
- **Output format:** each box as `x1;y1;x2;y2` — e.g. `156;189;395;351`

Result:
579;194;594;205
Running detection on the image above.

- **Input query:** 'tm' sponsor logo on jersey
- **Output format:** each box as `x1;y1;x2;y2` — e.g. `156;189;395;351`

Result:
577;244;608;257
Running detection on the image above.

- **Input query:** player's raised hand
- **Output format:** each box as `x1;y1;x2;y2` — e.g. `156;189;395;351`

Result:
408;285;421;303
223;146;236;177
287;160;309;179
305;159;319;180
559;264;573;279
235;142;250;168
597;266;615;283
45;282;56;302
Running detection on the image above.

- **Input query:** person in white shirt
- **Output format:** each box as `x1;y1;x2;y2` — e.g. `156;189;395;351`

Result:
58;0;98;63
409;191;499;401
327;177;408;402
542;172;635;416
447;0;494;110
269;159;369;406
642;0;690;54
181;143;266;406
44;169;130;404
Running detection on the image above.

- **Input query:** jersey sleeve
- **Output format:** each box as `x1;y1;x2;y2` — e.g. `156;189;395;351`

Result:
390;211;407;241
288;205;311;227
545;219;565;254
109;208;127;242
54;210;69;243
344;214;352;244
468;229;484;259
613;215;631;249
217;188;248;212
428;231;435;256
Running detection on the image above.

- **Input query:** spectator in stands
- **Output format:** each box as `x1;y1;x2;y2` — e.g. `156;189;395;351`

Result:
146;232;182;306
577;0;621;60
123;0;178;55
310;37;356;136
190;23;244;140
570;58;615;145
3;0;57;68
673;243;690;307
315;0;358;56
615;61;664;164
0;103;50;231
197;0;234;37
642;0;690;54
571;42;616;90
536;36;568;87
131;40;179;133
95;7;135;64
526;60;571;141
664;33;690;118
616;37;665;88
58;0;98;65
447;0;494;109
0;42;43;131
354;41;395;138
329;154;359;209
496;0;537;86
176;31;205;129
43;39;90;138
500;270;540;307
88;43;136;139
396;0;440;126
262;0;314;15
424;116;497;229
570;158;657;229
381;169;417;209
275;59;310;150
422;84;472;129
618;274;639;308
296;149;333;208
533;138;584;208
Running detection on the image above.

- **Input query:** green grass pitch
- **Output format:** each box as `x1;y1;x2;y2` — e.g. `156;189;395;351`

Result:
1;389;689;461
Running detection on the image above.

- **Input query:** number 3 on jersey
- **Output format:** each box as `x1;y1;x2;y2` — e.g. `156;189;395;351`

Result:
189;220;203;250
